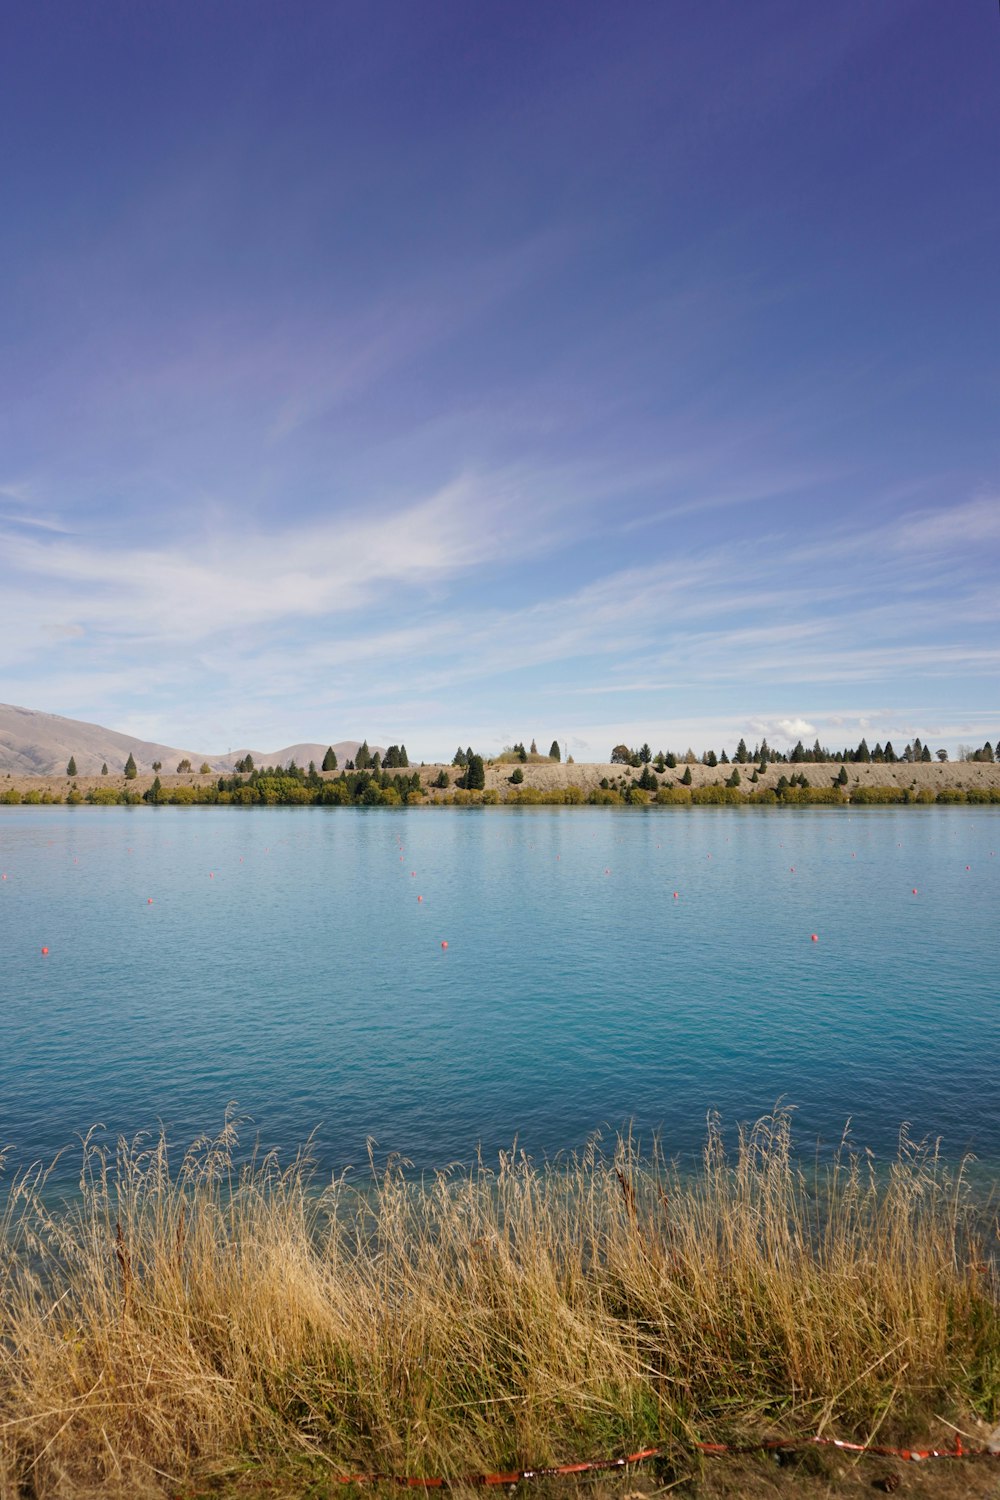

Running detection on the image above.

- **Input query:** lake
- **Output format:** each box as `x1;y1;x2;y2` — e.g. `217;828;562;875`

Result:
1;805;998;1188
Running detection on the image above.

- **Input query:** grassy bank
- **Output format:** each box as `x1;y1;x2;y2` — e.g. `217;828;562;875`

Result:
1;1113;998;1496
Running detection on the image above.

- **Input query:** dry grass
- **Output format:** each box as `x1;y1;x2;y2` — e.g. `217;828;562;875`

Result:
1;1111;998;1498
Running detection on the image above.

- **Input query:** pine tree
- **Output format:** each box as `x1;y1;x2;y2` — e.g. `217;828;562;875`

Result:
735;738;748;763
530;739;538;755
101;762;108;776
355;741;371;770
124;753;137;779
66;756;77;776
856;738;870;763
453;747;468;767
726;768;741;787
465;753;485;790
399;745;409;767
549;740;560;761
681;766;692;786
322;747;337;771
837;765;849;785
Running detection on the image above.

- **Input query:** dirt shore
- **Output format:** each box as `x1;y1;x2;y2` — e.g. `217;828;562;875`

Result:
4;758;999;802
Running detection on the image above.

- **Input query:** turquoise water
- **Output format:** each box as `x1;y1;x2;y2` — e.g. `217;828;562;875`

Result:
1;805;998;1186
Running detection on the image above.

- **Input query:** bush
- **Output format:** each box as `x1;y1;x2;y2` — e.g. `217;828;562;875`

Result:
655;786;692;805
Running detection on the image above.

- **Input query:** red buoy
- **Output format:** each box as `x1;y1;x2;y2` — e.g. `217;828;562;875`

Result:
147;897;154;904
441;940;448;949
41;946;49;955
912;888;917;895
673;891;679;899
417;895;423;902
810;933;818;942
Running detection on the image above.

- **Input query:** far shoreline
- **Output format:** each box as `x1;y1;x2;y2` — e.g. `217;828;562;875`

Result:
3;757;1000;808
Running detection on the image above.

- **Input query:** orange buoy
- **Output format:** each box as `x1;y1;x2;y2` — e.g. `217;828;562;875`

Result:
810;933;818;942
41;946;49;955
417;895;423;902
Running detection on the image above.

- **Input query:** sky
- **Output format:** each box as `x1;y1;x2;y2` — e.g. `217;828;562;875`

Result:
1;1;997;762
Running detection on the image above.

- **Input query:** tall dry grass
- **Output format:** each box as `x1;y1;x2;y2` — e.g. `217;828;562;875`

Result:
0;1109;998;1497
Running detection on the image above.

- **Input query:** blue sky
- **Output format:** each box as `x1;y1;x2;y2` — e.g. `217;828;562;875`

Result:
1;1;997;760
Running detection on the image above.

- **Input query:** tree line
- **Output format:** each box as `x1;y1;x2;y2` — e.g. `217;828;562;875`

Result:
608;736;999;769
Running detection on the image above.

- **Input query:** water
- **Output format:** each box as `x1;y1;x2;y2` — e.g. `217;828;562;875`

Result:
1;805;998;1188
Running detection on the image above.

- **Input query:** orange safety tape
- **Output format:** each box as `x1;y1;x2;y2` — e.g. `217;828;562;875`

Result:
293;1436;1000;1488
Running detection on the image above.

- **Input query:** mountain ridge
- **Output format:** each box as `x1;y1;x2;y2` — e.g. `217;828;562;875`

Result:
0;703;383;776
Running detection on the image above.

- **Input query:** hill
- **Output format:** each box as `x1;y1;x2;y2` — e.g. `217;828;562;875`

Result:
0;704;380;776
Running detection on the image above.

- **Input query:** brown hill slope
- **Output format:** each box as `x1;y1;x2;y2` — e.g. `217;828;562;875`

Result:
0;704;380;776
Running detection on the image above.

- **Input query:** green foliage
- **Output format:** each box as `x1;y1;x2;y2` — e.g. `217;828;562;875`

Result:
66;756;77;776
726;768;741;787
432;768;450;789
680;766;692;786
837;765;849;785
321;747;337;771
124;753;138;779
152;761;162;772
464;753;486;790
549;740;560;761
175;758;191;774
510;767;524;784
355;741;372;770
452;746;468;767
1;788;21;804
610;744;632;764
199;763;211;775
101;763;108;776
143;776;164;804
655;785;692;805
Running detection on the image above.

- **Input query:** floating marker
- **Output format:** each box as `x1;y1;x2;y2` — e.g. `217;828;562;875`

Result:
41;946;49;955
147;897;154;904
912;888;918;895
417;895;423;902
440;940;448;949
673;891;679;899
810;933;819;942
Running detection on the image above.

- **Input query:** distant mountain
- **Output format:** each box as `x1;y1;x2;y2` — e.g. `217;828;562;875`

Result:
0;704;384;776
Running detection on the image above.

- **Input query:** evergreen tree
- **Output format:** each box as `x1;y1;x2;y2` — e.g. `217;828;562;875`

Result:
638;763;657;791
530;739;538;755
371;752;381;771
837;765;849;785
812;739;824;761
703;750;717;767
322;747;337;771
453;747;468;766
639;743;652;764
735;738;748;763
884;741;896;762
433;769;449;788
720;749;729;764
549;740;561;761
101;762;108;776
856;738;871;763
680;766;692;786
355;740;371;770
726;768;741;787
465;753;485;790
66;756;77;776
399;745;409;767
791;740;805;763
510;766;524;784
124;753;138;779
